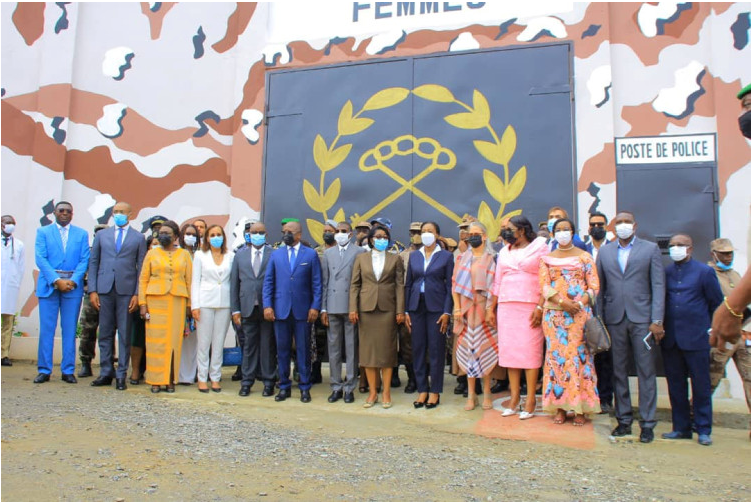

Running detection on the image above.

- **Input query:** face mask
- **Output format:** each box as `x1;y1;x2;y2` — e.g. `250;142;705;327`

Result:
555;231;572;246
713;252;733;271
183;234;197;247
209;236;224;248
334;232;350;246
615;223;634;240
500;229;516;245
282;232;295;246
373;238;389;251
547;218;557;233
250;233;266;247
158;235;173;248
589;226;606;241
322;232;335;245
739;110;751;139
410;234;422;245
3;224;15;235
669;245;688;262
467;234;484;248
113;213;128;227
244;233;252;245
421;232;436;247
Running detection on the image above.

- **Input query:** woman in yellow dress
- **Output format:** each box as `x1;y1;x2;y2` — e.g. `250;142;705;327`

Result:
138;220;193;393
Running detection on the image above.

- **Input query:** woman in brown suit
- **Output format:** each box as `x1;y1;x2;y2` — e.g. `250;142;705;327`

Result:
350;225;405;408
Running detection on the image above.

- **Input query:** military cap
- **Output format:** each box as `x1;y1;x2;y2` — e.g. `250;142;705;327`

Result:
737;84;750;100
370;217;392;229
355;221;371;229
280;218;300;225
147;215;167;228
409;221;422;231
710;238;734;252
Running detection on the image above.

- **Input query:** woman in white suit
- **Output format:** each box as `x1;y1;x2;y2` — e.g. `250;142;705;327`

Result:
191;225;234;392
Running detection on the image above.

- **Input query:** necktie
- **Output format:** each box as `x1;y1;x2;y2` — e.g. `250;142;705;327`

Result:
116;227;124;253
60;226;68;252
253;249;261;276
2;237;7;246
289;247;296;272
340;247;344;260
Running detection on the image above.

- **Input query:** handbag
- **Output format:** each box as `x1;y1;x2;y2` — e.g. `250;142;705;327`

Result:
584;315;611;354
222;347;243;367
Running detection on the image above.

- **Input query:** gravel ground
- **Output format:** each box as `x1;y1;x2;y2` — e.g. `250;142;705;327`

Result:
1;363;750;501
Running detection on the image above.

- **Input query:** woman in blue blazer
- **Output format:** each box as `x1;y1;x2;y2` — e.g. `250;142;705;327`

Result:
405;221;454;408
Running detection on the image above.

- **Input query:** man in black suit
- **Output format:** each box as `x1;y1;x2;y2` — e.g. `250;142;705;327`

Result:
231;221;276;397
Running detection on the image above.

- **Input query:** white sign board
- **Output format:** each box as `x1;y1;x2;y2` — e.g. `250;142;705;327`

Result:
615;134;717;165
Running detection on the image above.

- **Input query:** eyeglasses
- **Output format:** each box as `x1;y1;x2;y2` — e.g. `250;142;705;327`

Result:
56;208;72;214
249;231;266;235
589;222;606;228
335;229;350;234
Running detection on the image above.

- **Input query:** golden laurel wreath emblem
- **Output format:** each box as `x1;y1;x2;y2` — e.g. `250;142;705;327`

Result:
303;85;526;245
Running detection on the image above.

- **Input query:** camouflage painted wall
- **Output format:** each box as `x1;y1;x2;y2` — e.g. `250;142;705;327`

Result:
2;2;750;336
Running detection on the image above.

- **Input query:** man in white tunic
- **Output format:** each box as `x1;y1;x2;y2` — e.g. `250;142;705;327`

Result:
1;215;25;366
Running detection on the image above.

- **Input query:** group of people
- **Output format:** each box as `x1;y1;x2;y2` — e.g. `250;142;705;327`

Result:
2;193;749;448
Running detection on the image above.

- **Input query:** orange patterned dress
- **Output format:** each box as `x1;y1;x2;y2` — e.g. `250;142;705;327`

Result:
538;253;601;415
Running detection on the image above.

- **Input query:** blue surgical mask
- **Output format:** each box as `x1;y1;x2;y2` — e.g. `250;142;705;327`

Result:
373;238;389;251
714;253;733;271
547;218;557;233
113;213;128;227
244;233;252;244
209;236;224;248
250;233;266;247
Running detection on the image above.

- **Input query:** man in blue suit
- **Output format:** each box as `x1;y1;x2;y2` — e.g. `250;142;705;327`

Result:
34;201;90;383
662;233;723;446
88;201;146;390
263;220;322;403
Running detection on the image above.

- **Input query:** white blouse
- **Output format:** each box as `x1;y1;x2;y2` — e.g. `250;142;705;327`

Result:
190;250;234;309
371;250;385;281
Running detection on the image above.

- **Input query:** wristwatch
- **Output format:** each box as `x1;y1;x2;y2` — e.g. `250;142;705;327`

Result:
652;320;663;326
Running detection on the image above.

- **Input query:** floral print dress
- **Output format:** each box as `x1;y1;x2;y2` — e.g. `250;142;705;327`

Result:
538;253;601;415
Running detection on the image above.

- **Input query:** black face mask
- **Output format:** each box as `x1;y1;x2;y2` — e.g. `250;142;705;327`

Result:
282;232;295;246
739;110;751;139
468;234;484;248
589;226;607;241
157;235;173;248
500;229;517;245
322;232;335;245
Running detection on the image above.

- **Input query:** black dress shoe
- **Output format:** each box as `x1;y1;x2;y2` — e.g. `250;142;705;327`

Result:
77;363;93;378
328;390;343;403
640;428;654;443
404;379;417;393
425;395;441;409
300;389;312;403
454;381;467;395
61;374;77;384
129;378;140;386
33;373;50;384
343;391;355;403
611;424;632;437
239;385;251;397
1;357;12;366
231;367;242;381
599;402;614;415
490;379;509;394
275;389;291;402
359;385;368;394
262;385;274;397
391;372;401;388
91;376;113;387
115;378;127;391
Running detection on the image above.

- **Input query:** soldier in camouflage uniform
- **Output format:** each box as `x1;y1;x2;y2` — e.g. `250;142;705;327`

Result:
77;224;109;378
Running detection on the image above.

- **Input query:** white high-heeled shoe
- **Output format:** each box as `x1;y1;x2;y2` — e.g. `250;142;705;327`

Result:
501;407;516;417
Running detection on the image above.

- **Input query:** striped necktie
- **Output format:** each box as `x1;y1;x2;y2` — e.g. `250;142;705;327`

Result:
60;226;68;252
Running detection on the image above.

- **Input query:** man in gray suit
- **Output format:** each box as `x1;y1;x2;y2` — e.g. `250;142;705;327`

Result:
231;221;276;397
88;201;147;390
596;210;665;443
321;221;366;404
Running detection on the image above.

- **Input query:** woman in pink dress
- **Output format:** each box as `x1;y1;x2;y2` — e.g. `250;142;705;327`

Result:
489;216;548;420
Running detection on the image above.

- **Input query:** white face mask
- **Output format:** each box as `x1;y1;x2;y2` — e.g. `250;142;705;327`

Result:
334;232;350;247
183;235;197;247
554;230;572;247
669;245;688;262
421;232;436;247
3;224;15;235
615;223;634;240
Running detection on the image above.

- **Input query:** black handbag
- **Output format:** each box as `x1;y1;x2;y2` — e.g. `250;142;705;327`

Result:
585;314;611;354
